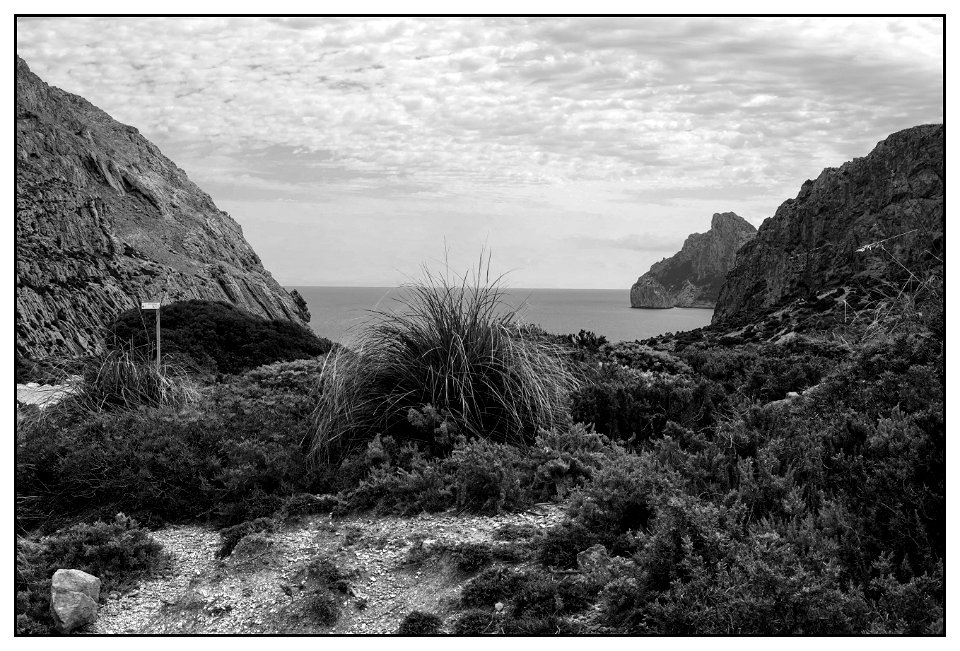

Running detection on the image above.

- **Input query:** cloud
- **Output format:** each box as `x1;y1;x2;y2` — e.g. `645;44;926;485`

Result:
15;16;942;288
572;233;685;254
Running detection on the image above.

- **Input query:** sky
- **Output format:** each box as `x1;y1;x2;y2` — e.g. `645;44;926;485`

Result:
15;16;944;288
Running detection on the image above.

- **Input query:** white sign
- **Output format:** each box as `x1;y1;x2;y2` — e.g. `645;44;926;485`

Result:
141;302;161;310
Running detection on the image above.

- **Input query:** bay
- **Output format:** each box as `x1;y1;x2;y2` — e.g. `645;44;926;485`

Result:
289;286;713;345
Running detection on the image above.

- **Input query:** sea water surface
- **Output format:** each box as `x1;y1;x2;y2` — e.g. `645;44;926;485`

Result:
290;286;713;345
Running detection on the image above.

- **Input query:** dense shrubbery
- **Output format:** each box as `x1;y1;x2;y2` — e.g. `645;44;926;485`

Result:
109;299;332;375
336;423;624;516
17;358;329;532
16;514;166;634
570;364;723;446
527;322;944;634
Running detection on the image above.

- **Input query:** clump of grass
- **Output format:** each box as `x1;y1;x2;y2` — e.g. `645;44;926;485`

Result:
312;255;581;461
39;346;200;418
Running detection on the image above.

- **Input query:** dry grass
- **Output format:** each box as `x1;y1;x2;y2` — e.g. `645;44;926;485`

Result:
311;256;581;462
31;346;201;419
838;254;943;346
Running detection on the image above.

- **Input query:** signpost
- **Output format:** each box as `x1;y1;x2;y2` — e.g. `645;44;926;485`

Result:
141;301;161;371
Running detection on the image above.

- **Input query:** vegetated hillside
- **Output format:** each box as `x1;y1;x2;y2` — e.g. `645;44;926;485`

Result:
713;124;943;327
15;56;310;359
109;299;332;375
630;212;756;309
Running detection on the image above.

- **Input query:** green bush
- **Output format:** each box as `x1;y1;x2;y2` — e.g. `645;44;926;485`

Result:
16;514;165;634
305;591;340;626
109;299;332;375
397;611;443;635
444;438;528;514
453;609;495;634
17;359;329;531
217;518;276;558
570;367;722;445
311;260;580;461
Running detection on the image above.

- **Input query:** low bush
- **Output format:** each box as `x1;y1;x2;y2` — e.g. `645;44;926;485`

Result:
453;609;495;634
16;514;165;635
305;591;340;626
17;359;328;532
570;367;722;445
217;518;276;558
397;611;443;635
109;299;332;375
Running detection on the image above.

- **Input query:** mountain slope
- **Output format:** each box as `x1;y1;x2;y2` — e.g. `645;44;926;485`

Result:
16;56;310;358
630;212;756;309
713;124;944;326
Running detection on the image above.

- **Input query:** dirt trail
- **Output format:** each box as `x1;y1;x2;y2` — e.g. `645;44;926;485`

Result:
91;504;566;634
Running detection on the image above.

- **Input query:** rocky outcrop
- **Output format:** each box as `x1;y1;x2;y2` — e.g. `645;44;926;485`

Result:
713;125;944;326
16;57;310;358
50;569;101;633
630;212;756;309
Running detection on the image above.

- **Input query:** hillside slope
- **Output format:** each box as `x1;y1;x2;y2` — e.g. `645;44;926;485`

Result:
713;125;944;326
16;56;310;358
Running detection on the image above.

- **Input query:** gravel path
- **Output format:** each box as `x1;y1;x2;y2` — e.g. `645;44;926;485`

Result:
91;504;567;634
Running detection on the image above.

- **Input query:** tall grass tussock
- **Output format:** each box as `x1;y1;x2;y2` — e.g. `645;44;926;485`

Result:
312;256;581;461
32;346;200;420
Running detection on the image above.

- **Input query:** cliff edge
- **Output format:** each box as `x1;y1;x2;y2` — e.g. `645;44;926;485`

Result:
16;56;311;358
712;125;944;326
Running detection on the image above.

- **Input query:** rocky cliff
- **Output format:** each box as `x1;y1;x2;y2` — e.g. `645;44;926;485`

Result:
713;124;944;326
16;57;310;358
630;212;756;309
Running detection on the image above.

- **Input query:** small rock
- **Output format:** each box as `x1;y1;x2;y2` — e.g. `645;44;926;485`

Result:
494;602;504;612
50;569;101;633
108;591;120;600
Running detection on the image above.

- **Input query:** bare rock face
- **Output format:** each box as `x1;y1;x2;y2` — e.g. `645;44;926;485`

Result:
50;569;102;633
16;57;310;358
713;125;944;326
630;212;756;309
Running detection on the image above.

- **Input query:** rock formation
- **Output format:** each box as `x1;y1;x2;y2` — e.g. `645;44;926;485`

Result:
713;125;944;326
16;56;310;358
630;212;756;309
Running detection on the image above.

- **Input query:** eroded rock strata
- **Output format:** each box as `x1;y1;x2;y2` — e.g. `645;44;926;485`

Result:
713;125;944;326
16;57;309;358
630;212;756;309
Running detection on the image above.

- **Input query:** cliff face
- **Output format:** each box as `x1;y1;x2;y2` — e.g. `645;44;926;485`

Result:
630;212;756;309
713;125;944;326
16;57;310;358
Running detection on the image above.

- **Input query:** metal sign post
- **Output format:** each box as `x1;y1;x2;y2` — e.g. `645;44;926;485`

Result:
141;301;162;371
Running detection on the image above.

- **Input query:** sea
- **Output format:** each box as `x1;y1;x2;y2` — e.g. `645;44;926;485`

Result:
289;286;713;346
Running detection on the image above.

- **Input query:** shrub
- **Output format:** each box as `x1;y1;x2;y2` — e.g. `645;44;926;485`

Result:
305;591;340;626
444;438;528;514
570;368;721;445
16;514;165;634
108;299;332;375
311;258;580;461
447;542;494;573
17;359;329;531
397;611;443;635
453;609;495;634
217;518;276;558
460;567;526;609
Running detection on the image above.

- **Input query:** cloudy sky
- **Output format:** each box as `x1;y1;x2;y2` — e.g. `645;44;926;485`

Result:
16;16;943;288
